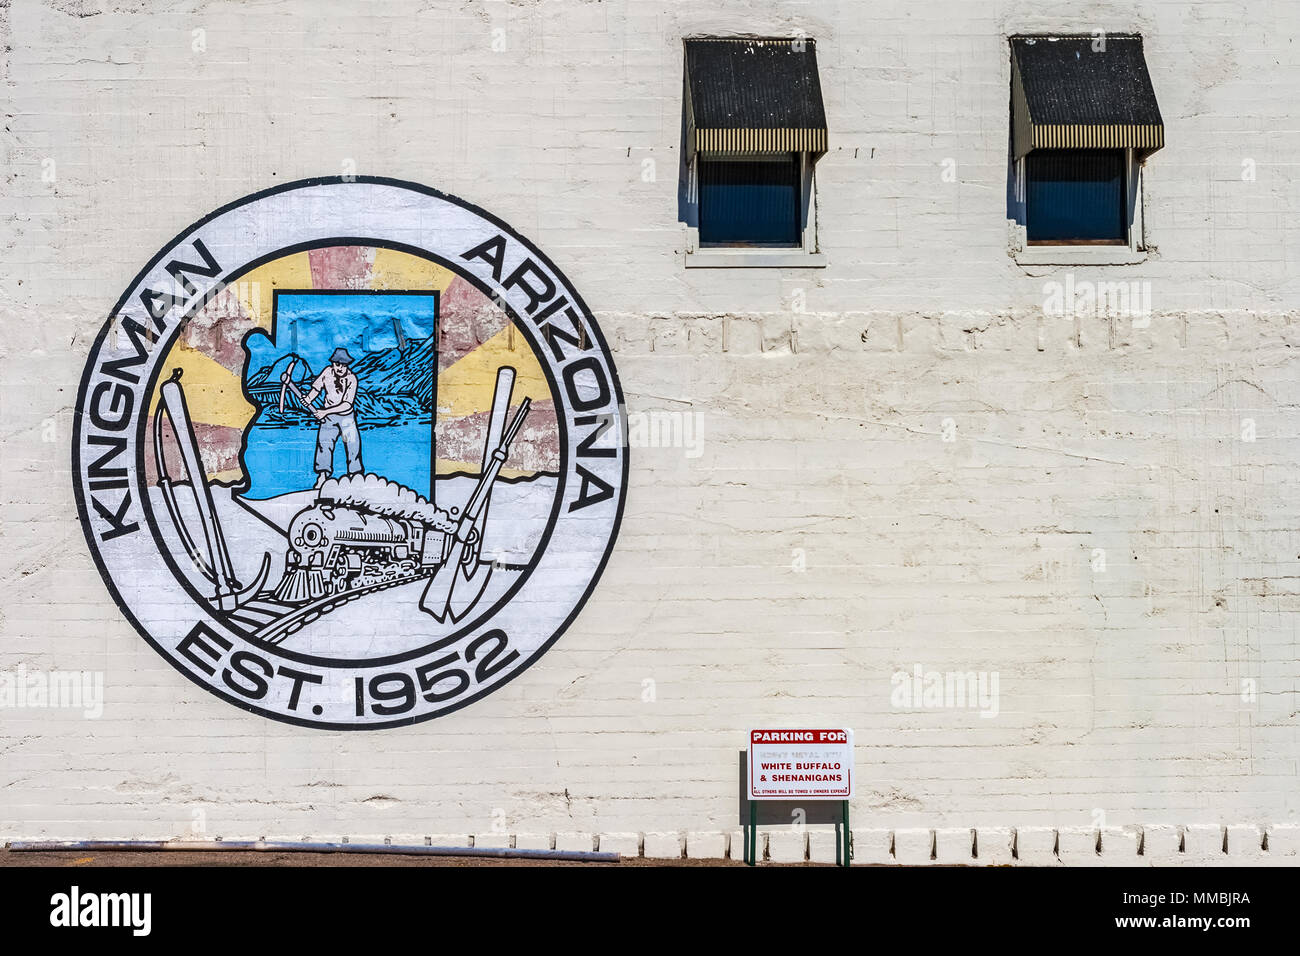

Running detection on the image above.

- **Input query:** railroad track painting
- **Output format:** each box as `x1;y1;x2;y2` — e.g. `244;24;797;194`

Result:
225;573;434;646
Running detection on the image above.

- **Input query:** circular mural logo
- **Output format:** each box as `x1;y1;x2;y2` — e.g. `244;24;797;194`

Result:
73;178;628;729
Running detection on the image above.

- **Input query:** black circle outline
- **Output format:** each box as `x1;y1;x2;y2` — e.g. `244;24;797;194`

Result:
71;177;629;731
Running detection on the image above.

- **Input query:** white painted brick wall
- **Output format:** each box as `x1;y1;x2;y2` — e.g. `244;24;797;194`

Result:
1;0;1298;864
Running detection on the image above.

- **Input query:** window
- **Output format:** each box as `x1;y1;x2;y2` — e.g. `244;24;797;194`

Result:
1008;35;1164;264
681;38;827;267
699;155;801;247
1025;149;1126;244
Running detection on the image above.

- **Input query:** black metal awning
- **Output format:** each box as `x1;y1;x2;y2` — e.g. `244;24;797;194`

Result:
1011;35;1164;159
685;38;828;157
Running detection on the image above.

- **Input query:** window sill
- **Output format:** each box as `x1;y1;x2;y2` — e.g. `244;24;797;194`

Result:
685;249;826;269
1014;246;1147;266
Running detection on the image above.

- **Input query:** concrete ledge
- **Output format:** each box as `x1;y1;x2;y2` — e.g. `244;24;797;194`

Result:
426;834;472;849
599;832;641;857
1013;246;1148;266
1140;825;1182;864
470;832;512;850
974;827;1015;866
684;830;727;860
934;827;975;865
1227;825;1264;862
1102;826;1140;864
807;829;846;864
1266;824;1300;860
1057;827;1101;866
1184;825;1226;864
642;831;683;859
513;833;553;851
554;832;594;853
765;828;807;863
724;829;745;861
499;824;1298;865
44;825;1295;866
850;828;894;865
1015;827;1060;865
893;828;934;865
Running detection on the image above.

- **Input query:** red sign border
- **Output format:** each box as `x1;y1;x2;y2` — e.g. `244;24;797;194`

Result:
747;727;854;801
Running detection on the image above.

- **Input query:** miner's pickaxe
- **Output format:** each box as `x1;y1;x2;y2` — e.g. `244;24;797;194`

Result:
278;357;315;414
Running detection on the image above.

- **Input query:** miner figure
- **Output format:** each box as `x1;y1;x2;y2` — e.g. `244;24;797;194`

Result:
306;347;363;489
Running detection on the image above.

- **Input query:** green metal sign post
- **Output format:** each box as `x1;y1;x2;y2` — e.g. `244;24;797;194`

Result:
742;800;851;867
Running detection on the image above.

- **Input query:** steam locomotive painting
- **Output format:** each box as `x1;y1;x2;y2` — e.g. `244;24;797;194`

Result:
275;495;458;603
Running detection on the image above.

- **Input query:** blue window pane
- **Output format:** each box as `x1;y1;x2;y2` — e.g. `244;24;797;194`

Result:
699;157;800;246
1027;150;1126;242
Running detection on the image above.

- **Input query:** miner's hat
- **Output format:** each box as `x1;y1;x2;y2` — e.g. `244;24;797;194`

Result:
330;347;354;365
